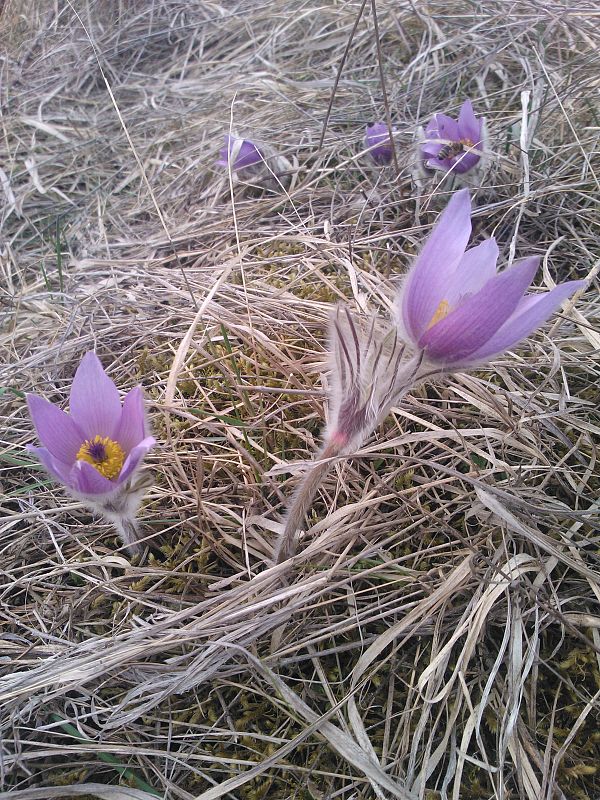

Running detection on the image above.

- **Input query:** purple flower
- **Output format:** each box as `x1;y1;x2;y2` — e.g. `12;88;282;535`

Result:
216;135;263;171
397;189;586;366
27;352;155;498
422;100;484;174
365;122;394;165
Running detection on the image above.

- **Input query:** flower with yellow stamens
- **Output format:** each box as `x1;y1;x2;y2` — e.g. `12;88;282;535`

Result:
76;435;125;480
27;352;155;498
421;99;484;175
396;190;586;366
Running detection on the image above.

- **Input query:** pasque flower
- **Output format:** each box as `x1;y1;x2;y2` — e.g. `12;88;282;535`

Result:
28;351;155;496
275;190;586;565
365;122;394;165
27;352;156;553
397;189;585;366
421;100;484;174
217;135;263;172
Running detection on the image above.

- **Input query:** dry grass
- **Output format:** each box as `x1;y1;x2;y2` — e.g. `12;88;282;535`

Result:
1;0;599;798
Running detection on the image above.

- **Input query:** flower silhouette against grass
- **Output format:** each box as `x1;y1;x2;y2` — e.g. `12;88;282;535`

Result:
216;134;294;189
275;189;586;564
217;135;264;172
27;352;156;554
365;122;394;165
421;100;484;174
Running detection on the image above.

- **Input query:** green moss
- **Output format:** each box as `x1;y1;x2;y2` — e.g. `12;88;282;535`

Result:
394;468;415;491
251;240;350;301
531;639;600;798
46;768;90;786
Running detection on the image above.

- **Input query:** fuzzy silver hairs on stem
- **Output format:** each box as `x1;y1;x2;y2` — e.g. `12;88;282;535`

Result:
274;305;425;565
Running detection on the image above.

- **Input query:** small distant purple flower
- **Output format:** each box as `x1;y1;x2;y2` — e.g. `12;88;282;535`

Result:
217;135;263;171
365;122;394;165
422;100;484;174
397;189;585;366
27;352;155;498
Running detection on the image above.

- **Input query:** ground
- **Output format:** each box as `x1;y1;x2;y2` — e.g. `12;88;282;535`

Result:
1;1;599;799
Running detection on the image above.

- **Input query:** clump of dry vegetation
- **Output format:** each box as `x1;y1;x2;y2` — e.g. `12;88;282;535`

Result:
1;1;598;798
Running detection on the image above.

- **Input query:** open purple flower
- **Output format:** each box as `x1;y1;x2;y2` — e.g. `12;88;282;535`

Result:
397;189;585;366
216;135;263;172
27;352;155;498
421;100;484;174
365;122;394;165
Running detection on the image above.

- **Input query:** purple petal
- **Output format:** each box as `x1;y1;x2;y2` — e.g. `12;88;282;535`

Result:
235;140;263;169
425;153;480;174
424;118;441;139
431;113;460;141
69;352;121;440
71;460;119;497
421;141;445;158
420;256;541;363
27;445;74;486
467;279;586;362
27;394;83;464
447;238;499;305
365;122;387;144
117;436;156;483
115;387;146;452
457;100;481;144
219;135;263;171
451;150;481;174
365;123;393;165
426;149;481;175
425;156;456;172
400;189;472;342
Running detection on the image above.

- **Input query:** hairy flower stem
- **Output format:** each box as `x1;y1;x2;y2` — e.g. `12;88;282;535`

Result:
92;473;154;557
110;515;144;557
274;346;428;566
274;440;342;565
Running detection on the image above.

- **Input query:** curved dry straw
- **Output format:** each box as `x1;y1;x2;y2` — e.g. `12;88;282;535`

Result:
1;0;598;797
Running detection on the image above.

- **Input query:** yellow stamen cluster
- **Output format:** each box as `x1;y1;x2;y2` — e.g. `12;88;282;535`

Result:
427;299;451;330
76;435;125;480
461;137;475;148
